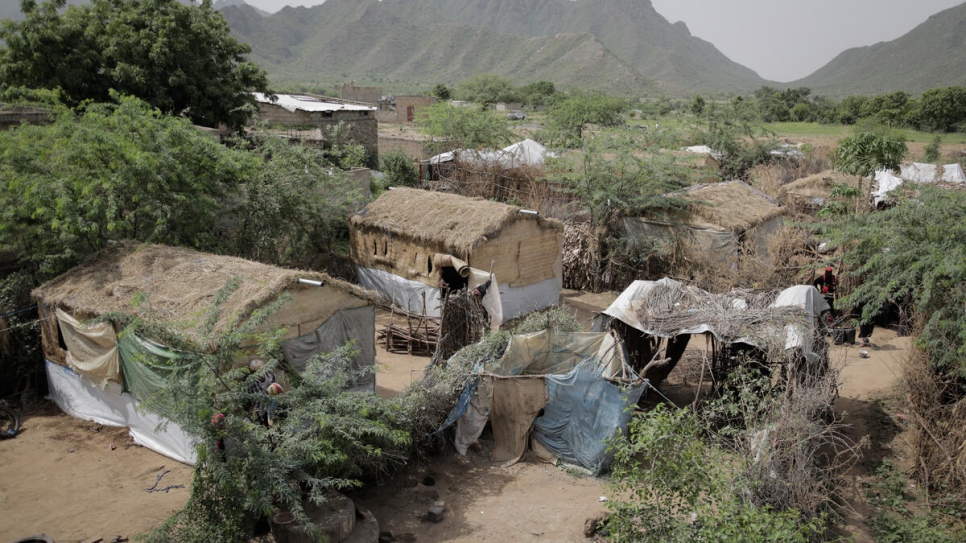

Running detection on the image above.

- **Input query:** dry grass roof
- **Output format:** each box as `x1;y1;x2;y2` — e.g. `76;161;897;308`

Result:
684;181;784;232
350;187;562;252
780;170;863;199
32;241;374;339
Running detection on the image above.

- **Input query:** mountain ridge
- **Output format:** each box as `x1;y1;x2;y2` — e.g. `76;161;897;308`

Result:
222;0;769;95
792;2;966;96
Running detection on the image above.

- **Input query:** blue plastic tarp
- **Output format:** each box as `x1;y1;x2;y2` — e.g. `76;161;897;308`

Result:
532;360;645;474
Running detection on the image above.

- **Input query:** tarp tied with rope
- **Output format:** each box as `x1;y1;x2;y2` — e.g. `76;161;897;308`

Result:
442;330;645;474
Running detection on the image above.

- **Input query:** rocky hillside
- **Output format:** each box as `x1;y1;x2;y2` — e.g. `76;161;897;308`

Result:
794;2;966;96
222;0;768;96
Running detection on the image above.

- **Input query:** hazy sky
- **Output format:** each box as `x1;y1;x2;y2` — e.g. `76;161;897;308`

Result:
242;0;965;82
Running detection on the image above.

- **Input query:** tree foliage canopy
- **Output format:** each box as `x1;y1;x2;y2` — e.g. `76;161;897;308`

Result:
825;186;966;378
0;94;251;276
0;94;366;276
455;73;518;106
415;102;514;153
833;129;907;178
0;0;269;129
542;90;628;147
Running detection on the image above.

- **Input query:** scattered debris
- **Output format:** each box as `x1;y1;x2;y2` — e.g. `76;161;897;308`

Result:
145;470;185;493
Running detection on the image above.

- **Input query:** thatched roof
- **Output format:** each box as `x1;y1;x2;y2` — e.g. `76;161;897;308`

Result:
349;187;562;252
32;241;374;339
684;181;784;232
780;170;863;200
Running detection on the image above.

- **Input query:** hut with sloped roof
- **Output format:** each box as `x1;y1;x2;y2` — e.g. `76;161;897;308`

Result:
349;188;564;320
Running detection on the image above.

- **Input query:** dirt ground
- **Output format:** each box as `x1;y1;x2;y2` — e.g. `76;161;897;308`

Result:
0;290;912;543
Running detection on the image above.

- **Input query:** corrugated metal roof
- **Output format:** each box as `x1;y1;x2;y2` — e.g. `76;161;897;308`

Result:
253;92;375;113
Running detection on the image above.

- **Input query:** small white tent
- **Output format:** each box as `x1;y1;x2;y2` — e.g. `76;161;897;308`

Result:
429;139;554;169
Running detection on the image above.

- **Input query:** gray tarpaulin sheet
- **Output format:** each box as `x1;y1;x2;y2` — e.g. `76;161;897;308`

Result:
281;306;376;393
532;360;645;474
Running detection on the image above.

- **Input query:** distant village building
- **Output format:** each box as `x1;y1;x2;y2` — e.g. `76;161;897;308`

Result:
251;92;378;166
393;95;437;123
336;83;383;107
0;104;52;130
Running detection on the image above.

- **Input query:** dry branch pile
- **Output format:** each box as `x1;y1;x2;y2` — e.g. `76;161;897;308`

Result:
378;306;440;356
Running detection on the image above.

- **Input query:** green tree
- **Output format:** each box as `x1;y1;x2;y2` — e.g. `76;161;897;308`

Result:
923;135;942;163
431;83;452;101
226;130;365;267
542;90;628;147
415;102;514;153
690;94;706;116
838;95;868;125
833;129;907;178
0;0;270;130
455;74;518;107
918;86;966;133
519;80;557;108
135;282;410;542
379;149;419;190
0;94;251;276
825;186;966;378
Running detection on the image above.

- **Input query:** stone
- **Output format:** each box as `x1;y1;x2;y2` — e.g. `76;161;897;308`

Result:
426;505;445;523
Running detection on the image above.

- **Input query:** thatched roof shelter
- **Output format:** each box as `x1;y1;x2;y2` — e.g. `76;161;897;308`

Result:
684;181;784;233
349;188;565;320
349;187;561;254
33;241;375;348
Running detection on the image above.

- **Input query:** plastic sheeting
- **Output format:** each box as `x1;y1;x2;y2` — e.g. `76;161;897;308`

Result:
449;331;637;471
281;306;376;393
46;360;197;464
596;279;827;352
356;265;507;327
454;377;490;455
429;139;555;169
873;169;905;206
117;329;187;410
900;162;966;184
532;360;645;474
490;378;547;463
487;330;623;379
56;308;120;388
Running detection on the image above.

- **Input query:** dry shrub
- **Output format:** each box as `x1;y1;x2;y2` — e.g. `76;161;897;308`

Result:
429;160;573;218
561;220;679;292
748;151;833;199
702;360;863;526
905;347;966;507
671;223;822;294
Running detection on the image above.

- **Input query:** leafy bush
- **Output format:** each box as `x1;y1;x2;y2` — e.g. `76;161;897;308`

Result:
379;149;419;190
866;460;966;543
607;404;827;542
139;283;411;542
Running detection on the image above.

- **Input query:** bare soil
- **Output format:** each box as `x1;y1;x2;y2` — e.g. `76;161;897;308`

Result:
0;291;913;542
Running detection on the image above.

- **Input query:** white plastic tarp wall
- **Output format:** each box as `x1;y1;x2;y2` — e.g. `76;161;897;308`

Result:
46;361;198;464
429;139;554;169
357;265;534;325
900;162;966;184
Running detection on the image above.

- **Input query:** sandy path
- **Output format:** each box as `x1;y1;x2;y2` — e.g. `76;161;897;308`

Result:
0;404;192;543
